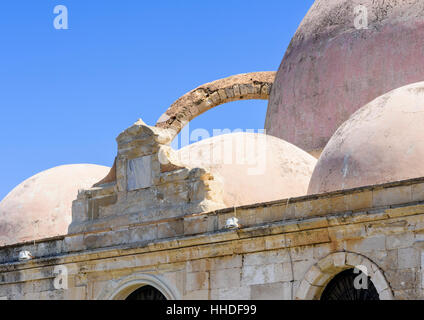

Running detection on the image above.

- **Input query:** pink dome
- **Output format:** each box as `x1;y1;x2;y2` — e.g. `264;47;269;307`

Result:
266;0;424;156
176;133;317;207
0;164;110;246
308;82;424;195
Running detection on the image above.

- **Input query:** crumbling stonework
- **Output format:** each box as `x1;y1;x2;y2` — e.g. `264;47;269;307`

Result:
93;71;276;189
69;119;225;235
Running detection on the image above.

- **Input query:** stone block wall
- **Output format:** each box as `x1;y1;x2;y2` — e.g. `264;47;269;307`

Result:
2;178;424;300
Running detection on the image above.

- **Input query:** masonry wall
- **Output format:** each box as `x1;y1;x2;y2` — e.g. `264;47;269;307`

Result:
1;178;424;300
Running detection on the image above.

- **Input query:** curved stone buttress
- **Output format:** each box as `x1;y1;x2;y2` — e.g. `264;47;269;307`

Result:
155;71;276;140
93;72;276;189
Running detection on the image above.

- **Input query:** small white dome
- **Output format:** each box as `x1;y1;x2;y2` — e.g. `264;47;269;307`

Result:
0;164;110;246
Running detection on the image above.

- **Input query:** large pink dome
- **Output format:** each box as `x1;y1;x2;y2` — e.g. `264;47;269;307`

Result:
176;133;317;207
308;82;424;195
266;0;424;156
0;164;110;246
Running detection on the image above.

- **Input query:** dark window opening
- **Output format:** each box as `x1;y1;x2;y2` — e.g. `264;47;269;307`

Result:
125;285;167;300
320;268;380;300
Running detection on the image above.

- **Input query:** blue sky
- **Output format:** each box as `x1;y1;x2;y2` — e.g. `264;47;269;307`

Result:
0;0;314;200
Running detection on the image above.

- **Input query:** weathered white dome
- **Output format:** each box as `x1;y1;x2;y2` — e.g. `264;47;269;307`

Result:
308;82;424;194
0;164;110;246
176;133;317;207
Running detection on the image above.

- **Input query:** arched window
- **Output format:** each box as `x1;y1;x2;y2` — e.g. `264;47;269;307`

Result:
125;285;167;301
321;268;380;300
97;273;180;300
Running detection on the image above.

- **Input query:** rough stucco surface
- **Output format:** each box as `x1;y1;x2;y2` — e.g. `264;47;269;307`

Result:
0;164;110;246
266;0;424;155
308;81;424;194
176;133;317;207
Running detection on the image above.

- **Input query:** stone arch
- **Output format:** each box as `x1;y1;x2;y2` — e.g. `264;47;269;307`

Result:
155;71;276;140
96;273;181;300
295;252;394;300
92;71;275;188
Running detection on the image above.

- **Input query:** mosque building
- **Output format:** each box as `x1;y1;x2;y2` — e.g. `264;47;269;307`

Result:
1;0;424;300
